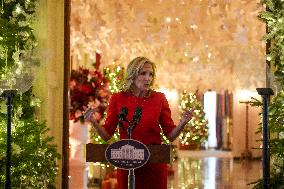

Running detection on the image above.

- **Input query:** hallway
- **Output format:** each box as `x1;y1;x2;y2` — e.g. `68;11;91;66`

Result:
168;150;262;189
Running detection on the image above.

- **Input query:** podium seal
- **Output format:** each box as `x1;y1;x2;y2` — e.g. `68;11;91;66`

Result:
105;139;150;170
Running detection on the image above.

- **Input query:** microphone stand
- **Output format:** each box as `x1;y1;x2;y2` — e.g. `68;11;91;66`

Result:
128;119;140;189
1;90;17;189
119;117;140;189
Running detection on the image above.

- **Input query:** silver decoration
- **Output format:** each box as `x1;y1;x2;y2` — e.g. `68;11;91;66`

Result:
0;51;39;94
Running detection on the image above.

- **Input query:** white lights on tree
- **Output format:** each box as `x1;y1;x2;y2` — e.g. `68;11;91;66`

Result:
0;51;39;94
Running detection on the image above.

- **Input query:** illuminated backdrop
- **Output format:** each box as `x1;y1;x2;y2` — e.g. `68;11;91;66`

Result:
70;0;266;92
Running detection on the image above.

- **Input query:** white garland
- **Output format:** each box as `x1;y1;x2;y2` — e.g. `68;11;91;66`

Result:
71;0;265;92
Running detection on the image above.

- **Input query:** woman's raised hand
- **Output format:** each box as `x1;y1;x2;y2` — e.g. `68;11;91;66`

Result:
180;109;194;126
83;108;100;124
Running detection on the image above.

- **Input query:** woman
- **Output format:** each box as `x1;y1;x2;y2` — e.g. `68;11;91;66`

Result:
86;56;193;189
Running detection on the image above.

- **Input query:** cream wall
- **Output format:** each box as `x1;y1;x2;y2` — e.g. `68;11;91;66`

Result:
33;0;65;188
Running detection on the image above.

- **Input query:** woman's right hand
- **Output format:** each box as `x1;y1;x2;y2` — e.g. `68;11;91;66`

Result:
83;108;97;121
83;108;111;141
83;108;99;127
85;108;105;133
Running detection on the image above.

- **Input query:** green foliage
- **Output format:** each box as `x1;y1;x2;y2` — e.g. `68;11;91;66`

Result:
0;0;37;72
0;117;60;188
250;83;284;189
11;88;36;119
258;0;284;85
251;165;284;189
103;65;124;93
0;0;60;188
252;0;284;187
251;92;284;159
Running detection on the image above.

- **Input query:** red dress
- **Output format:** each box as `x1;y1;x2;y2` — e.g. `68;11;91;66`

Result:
102;91;176;189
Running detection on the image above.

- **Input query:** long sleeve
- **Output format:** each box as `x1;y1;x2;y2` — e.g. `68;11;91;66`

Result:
102;93;119;136
158;93;176;137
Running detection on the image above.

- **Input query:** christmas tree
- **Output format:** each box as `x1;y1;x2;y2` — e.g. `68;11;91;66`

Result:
179;91;208;149
103;65;124;94
0;1;59;188
250;1;284;188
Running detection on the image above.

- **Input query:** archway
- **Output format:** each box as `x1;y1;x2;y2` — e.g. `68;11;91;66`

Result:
66;1;266;188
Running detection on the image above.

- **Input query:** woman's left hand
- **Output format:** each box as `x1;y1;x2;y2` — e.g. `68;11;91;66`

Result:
180;109;194;125
168;108;195;142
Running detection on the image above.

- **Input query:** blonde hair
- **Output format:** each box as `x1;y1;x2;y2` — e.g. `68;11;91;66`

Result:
120;56;156;92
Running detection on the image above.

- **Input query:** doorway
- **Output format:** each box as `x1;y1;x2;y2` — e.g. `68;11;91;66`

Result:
64;0;266;188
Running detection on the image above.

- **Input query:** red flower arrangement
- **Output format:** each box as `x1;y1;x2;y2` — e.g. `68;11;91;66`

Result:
69;66;110;123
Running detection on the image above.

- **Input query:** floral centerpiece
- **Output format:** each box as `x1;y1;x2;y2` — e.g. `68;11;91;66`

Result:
69;66;110;123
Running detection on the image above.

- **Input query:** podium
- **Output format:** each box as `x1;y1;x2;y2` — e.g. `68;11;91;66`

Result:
86;143;172;189
86;143;171;163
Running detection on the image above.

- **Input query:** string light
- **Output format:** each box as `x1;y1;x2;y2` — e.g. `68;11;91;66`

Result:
190;24;198;29
192;57;199;62
165;17;171;23
208;52;212;58
15;4;23;14
103;65;124;93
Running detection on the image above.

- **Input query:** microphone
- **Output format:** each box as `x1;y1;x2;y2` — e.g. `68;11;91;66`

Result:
118;107;128;122
132;107;142;129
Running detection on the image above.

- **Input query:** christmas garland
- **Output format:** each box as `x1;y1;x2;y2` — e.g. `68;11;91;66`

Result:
251;0;284;188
